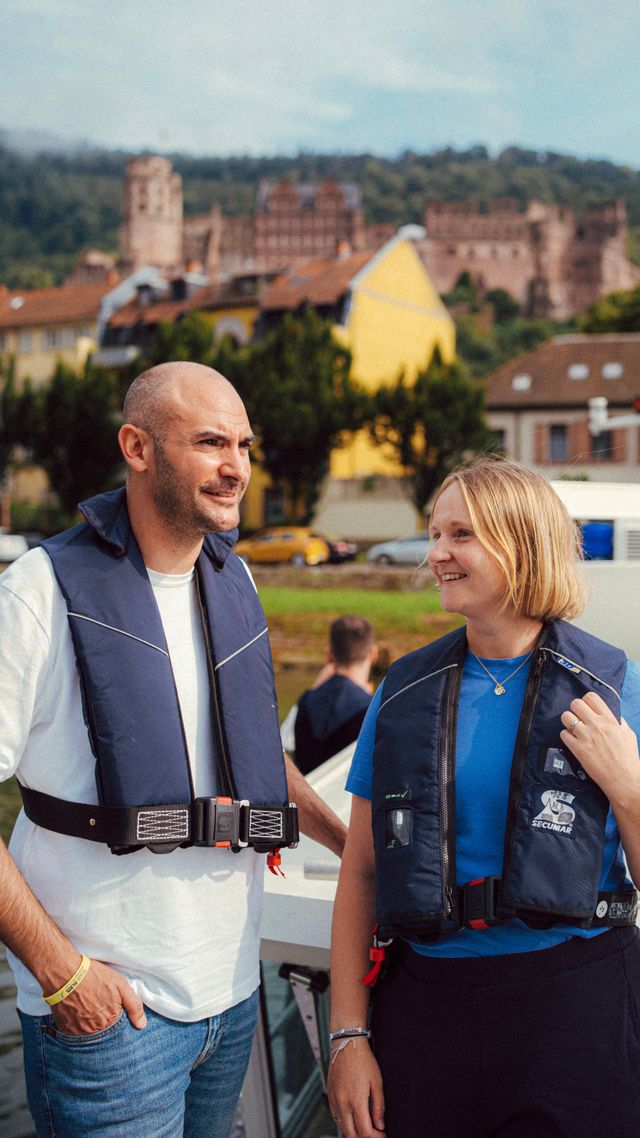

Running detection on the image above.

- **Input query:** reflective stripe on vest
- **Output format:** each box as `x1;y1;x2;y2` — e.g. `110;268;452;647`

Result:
40;488;287;850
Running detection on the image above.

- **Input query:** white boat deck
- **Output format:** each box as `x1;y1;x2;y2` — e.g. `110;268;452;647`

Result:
261;746;354;968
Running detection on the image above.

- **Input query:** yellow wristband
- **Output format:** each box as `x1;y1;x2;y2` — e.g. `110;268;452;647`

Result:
42;955;91;1007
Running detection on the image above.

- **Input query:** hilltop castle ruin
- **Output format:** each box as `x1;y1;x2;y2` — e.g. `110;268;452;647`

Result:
418;198;640;319
116;156;640;319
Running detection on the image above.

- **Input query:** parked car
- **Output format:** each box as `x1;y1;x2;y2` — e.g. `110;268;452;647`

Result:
0;532;29;563
312;532;358;563
366;531;430;566
235;527;330;566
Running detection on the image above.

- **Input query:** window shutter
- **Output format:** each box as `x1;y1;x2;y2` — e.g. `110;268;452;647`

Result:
534;421;547;463
611;428;627;463
569;420;590;464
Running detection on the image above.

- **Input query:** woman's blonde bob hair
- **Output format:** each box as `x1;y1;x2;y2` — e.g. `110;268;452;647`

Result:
432;456;587;622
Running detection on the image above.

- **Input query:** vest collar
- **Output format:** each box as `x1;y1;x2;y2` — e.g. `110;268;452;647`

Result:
79;486;238;569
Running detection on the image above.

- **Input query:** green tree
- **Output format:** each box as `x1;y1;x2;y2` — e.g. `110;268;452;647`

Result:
25;361;122;518
0;359;21;481
455;310;563;379
146;311;216;366
454;313;502;378
442;271;481;309
368;350;492;515
579;284;640;332
486;288;521;323
225;310;366;523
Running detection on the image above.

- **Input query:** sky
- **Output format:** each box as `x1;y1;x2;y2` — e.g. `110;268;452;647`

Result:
2;0;640;166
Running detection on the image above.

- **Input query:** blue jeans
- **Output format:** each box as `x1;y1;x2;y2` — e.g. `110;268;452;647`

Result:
19;987;259;1138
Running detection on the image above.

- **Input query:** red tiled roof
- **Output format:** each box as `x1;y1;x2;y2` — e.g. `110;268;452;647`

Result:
0;282;113;329
107;288;210;328
107;282;259;329
260;252;373;311
485;334;640;409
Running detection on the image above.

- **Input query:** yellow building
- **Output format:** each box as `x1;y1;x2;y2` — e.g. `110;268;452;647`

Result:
0;280;125;506
0;281;116;386
257;228;455;536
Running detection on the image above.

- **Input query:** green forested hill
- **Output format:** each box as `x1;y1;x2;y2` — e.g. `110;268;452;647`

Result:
2;143;640;288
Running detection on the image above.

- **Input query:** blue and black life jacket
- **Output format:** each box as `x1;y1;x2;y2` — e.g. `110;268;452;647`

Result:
19;488;298;857
372;621;637;940
294;675;371;774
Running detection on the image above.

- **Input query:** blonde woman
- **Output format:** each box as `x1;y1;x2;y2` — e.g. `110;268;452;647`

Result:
328;457;640;1138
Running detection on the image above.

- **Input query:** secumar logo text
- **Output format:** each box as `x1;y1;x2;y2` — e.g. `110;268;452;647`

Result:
532;789;576;835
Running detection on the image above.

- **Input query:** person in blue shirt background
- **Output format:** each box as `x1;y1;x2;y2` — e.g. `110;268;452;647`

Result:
281;615;377;775
328;456;640;1138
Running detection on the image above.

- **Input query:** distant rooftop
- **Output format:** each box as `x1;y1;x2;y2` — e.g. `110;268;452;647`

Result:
486;333;640;408
0;282;114;329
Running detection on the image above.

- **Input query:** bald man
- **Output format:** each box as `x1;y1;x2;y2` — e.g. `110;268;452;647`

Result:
0;362;346;1138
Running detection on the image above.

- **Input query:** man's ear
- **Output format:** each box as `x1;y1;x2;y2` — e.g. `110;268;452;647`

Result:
118;423;152;472
370;645;379;666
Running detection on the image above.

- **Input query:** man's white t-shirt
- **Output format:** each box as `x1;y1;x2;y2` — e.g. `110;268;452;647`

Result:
0;548;264;1020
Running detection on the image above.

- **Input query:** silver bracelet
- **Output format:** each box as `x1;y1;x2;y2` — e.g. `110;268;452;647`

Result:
329;1027;371;1042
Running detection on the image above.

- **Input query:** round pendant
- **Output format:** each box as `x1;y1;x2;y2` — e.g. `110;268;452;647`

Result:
494;684;506;695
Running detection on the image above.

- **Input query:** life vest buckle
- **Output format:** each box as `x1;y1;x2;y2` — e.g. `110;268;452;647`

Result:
192;797;299;852
460;876;501;930
193;796;246;849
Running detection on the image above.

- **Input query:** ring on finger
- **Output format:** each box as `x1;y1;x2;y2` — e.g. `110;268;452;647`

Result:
567;715;580;736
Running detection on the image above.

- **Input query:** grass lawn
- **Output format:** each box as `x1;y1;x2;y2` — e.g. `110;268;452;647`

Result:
262;582;461;676
259;584;443;625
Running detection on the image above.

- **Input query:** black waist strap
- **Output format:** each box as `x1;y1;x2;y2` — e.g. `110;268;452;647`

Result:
459;875;638;931
19;783;299;855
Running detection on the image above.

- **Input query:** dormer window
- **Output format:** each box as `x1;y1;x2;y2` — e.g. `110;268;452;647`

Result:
568;363;589;380
601;361;623;379
512;374;532;392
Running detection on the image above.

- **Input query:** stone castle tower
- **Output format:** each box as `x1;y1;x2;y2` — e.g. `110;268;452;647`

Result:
118;156;183;273
118;156;365;280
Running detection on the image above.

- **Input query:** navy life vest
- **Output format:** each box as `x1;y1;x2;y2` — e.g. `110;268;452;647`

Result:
294;675;371;774
372;621;637;941
19;488;297;857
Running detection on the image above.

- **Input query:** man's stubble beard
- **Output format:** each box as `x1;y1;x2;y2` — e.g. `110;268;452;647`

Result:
150;442;243;539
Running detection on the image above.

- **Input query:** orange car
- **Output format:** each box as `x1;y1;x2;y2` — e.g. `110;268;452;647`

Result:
235;527;330;566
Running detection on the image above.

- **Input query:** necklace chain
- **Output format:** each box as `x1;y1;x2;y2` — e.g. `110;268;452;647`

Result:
471;649;535;696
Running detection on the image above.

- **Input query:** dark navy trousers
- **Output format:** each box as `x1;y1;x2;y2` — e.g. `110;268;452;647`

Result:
371;927;640;1137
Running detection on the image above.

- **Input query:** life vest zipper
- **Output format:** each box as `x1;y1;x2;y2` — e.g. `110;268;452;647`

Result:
441;663;461;918
500;634;547;897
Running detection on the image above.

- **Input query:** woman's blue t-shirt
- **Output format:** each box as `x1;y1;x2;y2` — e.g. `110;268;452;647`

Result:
346;651;640;958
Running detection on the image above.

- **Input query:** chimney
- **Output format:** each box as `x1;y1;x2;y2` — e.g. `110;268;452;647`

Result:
136;283;154;308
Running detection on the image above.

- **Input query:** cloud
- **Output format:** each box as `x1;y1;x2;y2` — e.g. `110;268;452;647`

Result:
0;0;639;163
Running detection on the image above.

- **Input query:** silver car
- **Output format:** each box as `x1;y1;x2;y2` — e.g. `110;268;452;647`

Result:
366;532;430;566
0;533;29;563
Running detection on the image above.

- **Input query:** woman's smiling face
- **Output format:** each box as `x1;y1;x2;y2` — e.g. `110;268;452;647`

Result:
427;481;510;624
